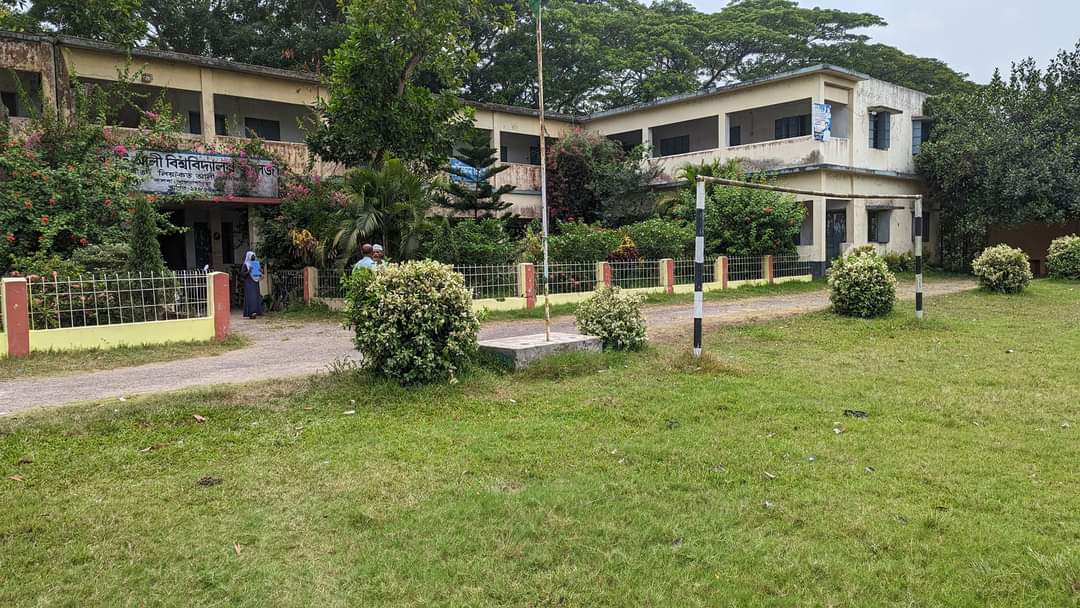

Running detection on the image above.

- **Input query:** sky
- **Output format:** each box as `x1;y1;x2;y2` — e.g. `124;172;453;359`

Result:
682;0;1080;83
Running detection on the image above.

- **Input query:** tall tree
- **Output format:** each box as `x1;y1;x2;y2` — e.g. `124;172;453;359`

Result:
306;0;504;169
23;0;148;45
918;42;1080;269
439;129;515;219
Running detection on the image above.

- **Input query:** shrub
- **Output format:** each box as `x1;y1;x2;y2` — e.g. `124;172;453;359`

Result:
882;251;915;273
1046;234;1080;279
70;242;131;273
607;235;640;262
575;286;647;350
545;221;622;263
344;260;479;384
827;252;897;318
421;218;517;266
624;218;693;259
971;244;1032;293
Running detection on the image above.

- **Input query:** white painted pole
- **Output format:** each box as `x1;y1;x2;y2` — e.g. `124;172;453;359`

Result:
693;178;705;357
914;196;924;320
535;7;551;342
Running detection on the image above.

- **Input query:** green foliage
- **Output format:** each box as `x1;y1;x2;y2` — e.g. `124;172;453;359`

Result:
331;156;433;264
624;218;693;259
575;286;647;350
919;43;1080;270
70;242;130;273
306;0;500;169
827;251;897;318
673;160;803;256
25;0;148;45
7;250;84;278
547;129;661;227
344;260;479;384
126;196;166;275
421;218;518;266
542;221;622;264
607;235;640;262
254;176;345;270
972;244;1033;294
1046;234;1080;280
882;251;915;273
438;128;514;219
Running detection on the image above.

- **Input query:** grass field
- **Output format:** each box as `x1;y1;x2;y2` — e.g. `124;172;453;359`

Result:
1;281;1078;606
0;335;247;381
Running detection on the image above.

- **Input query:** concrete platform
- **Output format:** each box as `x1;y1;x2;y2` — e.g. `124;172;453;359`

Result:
478;332;602;370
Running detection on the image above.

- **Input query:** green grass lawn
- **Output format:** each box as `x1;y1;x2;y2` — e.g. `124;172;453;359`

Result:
2;281;1078;606
0;335;247;381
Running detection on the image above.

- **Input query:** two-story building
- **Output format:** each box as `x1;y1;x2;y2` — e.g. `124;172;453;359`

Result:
1;31;933;276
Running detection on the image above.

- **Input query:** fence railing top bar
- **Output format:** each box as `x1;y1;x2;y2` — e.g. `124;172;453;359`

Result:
695;176;923;200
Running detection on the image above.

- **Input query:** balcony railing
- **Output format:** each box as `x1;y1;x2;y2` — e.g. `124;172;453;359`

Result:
651;135;852;180
492;162;541;192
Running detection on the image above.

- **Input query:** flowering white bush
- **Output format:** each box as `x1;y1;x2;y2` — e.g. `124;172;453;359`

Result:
344;260;479;384
827;251;897;318
575;286;647;350
972;244;1032;293
1046;234;1080;280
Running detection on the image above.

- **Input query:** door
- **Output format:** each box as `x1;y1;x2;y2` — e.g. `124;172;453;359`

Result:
193;222;211;270
826;210;847;263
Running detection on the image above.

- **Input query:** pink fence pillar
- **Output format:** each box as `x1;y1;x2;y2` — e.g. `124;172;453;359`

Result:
302;266;318;304
2;277;30;358
517;262;536;309
660;258;675;294
596;261;612;288
211;272;231;340
719;256;729;289
764;255;775;284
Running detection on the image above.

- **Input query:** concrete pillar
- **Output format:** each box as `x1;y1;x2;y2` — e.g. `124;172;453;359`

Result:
199;68;216;142
2;278;30;358
517;262;536;309
715;256;728;289
302;266;318;304
810;196;827;277
595;261;612;288
642;127;651;157
763;255;774;284
210;272;231;340
659;258;675;294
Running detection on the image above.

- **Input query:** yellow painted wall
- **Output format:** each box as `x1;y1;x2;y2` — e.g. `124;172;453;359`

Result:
28;317;215;352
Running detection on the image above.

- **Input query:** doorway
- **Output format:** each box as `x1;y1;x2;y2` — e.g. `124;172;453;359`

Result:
826;210;847;263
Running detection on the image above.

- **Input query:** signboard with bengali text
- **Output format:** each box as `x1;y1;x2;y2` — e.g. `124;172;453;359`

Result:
129;150;279;198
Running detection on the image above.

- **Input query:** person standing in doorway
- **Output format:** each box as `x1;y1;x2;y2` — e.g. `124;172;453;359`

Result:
241;251;264;319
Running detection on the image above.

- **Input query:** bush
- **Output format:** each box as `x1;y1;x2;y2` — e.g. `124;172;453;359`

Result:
882;251;915;273
624;218;693;259
971;244;1032;293
70;242;131;274
575;286;647;350
827;252;897;318
1046;234;1080;279
344;260;479;384
545;221;622;263
421;218;517;266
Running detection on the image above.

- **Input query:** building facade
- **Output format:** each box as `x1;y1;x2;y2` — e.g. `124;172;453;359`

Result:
0;32;933;276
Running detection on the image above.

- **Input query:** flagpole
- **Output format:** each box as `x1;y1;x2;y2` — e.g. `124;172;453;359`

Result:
535;3;551;342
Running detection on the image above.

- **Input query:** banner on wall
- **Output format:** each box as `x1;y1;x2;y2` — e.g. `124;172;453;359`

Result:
812;102;832;142
129;150;280;198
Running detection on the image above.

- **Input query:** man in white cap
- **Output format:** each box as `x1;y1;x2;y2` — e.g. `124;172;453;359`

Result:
371;244;385;267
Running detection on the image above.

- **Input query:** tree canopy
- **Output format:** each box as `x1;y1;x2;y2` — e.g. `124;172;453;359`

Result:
917;42;1080;269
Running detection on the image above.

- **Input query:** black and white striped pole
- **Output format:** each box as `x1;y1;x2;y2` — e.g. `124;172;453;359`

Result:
693;177;706;357
914;195;924;320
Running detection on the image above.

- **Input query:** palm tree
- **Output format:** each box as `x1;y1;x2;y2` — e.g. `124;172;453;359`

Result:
331;155;432;266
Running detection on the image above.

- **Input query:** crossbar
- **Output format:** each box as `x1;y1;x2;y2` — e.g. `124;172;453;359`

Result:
696;175;923;200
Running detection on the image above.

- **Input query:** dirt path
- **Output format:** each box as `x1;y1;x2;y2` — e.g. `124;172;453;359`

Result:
0;278;974;413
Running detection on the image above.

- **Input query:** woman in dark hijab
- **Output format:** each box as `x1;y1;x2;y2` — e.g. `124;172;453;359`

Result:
240;251;264;319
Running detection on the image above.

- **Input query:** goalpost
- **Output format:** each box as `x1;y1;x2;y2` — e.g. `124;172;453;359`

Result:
692;176;924;358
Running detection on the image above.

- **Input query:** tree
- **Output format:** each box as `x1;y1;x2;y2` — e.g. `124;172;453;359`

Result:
306;0;504;170
547;129;661;226
438;129;514;219
918;42;1080;269
126;195;166;274
24;0;148;45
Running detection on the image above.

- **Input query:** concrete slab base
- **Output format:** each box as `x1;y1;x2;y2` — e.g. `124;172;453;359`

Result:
478;332;602;370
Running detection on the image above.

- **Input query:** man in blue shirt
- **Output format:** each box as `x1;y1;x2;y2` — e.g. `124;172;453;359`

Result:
353;244;376;270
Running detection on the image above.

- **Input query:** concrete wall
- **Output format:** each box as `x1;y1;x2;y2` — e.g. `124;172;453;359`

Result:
727;99;810;145
650;115;719;155
214;94;314;142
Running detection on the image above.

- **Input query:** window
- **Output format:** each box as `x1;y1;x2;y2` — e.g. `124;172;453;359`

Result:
1;92;16;117
188;111;228;136
774;114;811;139
500;146;508;162
244;117;281;141
869;112;891;150
868;210;891;243
529;146;540;165
728;125;742;147
658;134;690;156
912;119;931;155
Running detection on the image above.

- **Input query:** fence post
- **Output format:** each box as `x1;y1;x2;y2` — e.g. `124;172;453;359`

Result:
660;258;675;294
2;277;30;358
302;266;318;304
718;256;728;289
210;272;230;340
596;261;612;288
764;255;775;284
517;262;536;309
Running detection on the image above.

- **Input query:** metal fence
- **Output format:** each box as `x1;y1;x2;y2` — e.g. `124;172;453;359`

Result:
455;264;518;300
672;258;716;285
25;272;209;331
726;255;764;282
774;255;813;279
610;260;661;290
317;268;348;299
541;262;597;295
268;269;303;311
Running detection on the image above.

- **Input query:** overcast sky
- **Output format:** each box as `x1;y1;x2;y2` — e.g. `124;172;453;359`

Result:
682;0;1080;83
